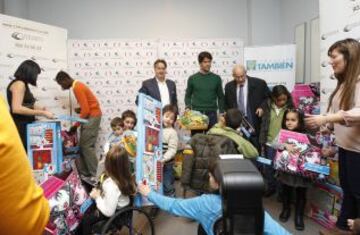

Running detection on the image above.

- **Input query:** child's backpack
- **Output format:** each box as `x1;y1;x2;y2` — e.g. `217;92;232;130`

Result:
181;134;238;193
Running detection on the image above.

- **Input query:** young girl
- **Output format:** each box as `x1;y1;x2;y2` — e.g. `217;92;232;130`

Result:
270;109;310;231
138;161;292;235
259;85;294;197
121;109;137;131
162;104;178;197
80;145;136;235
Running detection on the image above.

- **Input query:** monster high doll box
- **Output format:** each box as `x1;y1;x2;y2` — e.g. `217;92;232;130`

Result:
27;121;63;175
41;164;92;235
291;84;320;115
273;129;330;180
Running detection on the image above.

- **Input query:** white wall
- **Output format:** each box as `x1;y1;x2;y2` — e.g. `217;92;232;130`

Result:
0;0;4;13
279;0;319;83
2;0;319;82
3;0;250;41
248;0;282;45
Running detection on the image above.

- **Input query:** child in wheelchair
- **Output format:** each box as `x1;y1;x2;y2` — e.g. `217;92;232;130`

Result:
138;161;292;235
79;145;136;235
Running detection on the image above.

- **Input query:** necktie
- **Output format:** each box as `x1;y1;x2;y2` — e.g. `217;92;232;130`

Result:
238;85;245;115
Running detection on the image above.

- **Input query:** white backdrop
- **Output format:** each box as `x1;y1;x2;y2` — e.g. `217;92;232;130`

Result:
67;39;159;155
0;14;69;124
319;0;360;111
244;44;296;91
67;38;244;156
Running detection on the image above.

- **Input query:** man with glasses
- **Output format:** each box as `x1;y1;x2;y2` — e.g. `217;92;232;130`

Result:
224;64;270;150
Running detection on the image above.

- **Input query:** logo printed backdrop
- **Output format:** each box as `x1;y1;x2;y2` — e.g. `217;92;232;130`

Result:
0;14;69;123
319;0;360;111
68;38;244;156
158;39;244;110
244;44;296;92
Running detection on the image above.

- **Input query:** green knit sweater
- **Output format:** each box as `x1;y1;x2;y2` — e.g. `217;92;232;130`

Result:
185;72;225;112
208;124;259;158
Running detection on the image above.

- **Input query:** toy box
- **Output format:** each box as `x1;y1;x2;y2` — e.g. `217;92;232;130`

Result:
27;121;63;175
308;183;343;229
291;83;320;115
135;94;163;206
42;164;92;235
273;129;330;180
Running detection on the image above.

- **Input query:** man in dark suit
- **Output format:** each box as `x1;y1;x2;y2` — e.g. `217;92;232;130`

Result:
136;59;178;111
224;64;270;150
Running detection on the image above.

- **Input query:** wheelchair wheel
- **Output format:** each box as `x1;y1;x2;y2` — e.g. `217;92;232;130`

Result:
101;207;154;235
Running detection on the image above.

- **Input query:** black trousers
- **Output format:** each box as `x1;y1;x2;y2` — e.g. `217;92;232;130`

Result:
336;147;360;230
14;120;33;153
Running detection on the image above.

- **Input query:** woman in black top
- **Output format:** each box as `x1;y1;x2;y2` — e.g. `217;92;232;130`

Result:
7;60;55;151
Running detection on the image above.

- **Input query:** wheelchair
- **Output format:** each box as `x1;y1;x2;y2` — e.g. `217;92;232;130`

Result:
100;205;155;235
197;218;223;235
82;194;155;235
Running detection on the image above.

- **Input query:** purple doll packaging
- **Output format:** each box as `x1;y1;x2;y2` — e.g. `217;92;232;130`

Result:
41;164;92;235
274;129;329;180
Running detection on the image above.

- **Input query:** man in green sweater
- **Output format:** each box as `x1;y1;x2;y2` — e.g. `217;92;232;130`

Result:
185;51;225;131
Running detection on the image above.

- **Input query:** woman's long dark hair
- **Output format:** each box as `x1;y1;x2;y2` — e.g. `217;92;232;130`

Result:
281;108;306;133
104;145;136;196
271;85;294;108
327;38;360;111
14;60;41;86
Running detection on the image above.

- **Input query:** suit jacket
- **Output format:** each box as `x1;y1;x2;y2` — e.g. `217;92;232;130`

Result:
136;78;178;111
224;76;270;133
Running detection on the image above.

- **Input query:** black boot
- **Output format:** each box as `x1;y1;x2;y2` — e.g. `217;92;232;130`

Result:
279;184;291;222
295;187;306;231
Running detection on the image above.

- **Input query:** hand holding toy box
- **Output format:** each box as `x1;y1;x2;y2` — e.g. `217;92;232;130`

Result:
273;129;330;180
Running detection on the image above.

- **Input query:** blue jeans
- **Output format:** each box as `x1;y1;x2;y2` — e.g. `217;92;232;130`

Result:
203;110;218;129
163;161;175;197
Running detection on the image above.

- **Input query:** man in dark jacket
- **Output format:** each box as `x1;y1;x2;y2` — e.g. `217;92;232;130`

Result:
224;65;270;150
136;59;178;111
